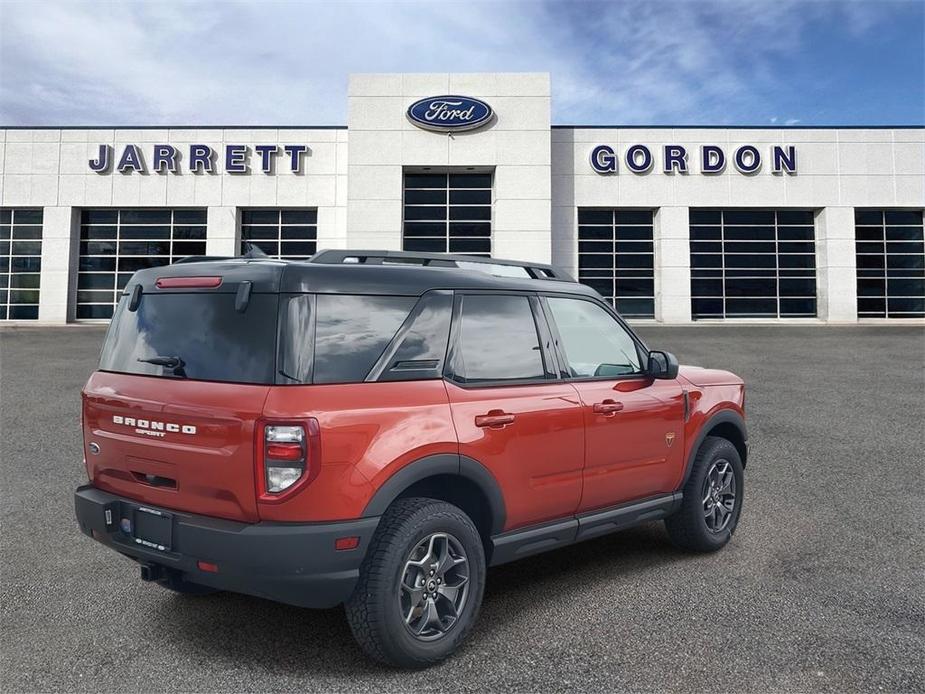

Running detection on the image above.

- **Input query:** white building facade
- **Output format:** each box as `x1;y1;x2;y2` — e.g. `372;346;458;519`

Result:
1;72;922;324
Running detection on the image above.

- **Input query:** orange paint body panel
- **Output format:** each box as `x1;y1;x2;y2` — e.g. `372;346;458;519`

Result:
259;380;457;522
571;376;686;512
82;371;268;522
444;381;585;530
677;368;746;490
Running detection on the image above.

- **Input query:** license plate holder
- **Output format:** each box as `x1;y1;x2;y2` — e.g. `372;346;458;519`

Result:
132;506;172;552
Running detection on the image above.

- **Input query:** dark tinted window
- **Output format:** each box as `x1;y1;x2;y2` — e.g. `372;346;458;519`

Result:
313;295;416;383
1;208;43;321
577;208;654;318
77;208;207;320
403;173;492;257
451;295;545;383
854;209;924;317
240;208;317;259
99;293;279;384
689;208;816;318
376;292;453;382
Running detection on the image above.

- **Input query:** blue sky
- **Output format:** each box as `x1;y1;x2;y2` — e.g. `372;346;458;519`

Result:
1;0;922;126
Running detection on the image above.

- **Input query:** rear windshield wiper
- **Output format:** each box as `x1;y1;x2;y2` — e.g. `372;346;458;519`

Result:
137;356;187;378
138;356;183;368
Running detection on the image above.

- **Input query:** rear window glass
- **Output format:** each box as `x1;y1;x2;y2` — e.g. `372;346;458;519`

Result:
99;293;279;384
312;295;416;383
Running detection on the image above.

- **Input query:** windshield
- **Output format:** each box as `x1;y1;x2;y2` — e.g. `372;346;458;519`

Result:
99;292;279;384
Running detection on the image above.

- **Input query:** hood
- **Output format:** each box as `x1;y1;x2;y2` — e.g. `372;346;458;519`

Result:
678;365;744;387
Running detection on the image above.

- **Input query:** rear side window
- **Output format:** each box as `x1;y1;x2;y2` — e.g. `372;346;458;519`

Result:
450;294;546;383
100;293;279;384
373;291;453;382
313;295;416;383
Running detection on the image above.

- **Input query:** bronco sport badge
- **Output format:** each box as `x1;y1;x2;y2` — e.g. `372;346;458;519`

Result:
112;414;196;436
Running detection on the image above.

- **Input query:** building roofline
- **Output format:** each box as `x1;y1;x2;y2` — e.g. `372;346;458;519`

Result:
1;124;922;130
0;125;348;130
551;124;925;130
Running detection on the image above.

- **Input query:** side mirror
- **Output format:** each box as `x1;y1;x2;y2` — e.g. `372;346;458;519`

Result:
648;350;679;380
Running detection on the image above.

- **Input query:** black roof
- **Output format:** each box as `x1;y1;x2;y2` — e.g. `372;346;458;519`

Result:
128;250;598;299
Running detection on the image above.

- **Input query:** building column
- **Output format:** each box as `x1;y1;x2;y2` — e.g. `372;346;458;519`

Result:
551;204;577;279
816;207;857;322
206;206;238;256
37;206;77;324
655;206;692;323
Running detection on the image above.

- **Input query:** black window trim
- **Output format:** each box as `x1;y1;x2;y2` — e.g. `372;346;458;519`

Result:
539;292;651;384
442;290;560;389
275;292;316;385
367;289;454;383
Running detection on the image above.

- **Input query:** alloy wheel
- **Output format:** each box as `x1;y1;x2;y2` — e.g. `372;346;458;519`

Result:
702;459;736;533
399;532;470;641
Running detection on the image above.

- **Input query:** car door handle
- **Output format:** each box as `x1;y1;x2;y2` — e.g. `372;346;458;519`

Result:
593;399;624;416
475;410;516;429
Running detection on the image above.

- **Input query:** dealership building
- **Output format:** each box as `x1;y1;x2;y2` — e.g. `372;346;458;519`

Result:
1;72;923;324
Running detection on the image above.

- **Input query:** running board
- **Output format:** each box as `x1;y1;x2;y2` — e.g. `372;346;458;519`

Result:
489;492;682;567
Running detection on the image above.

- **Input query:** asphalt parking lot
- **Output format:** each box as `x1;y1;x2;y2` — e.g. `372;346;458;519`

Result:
1;324;923;693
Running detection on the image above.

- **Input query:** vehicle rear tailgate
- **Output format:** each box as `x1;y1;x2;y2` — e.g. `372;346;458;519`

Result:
83;371;269;522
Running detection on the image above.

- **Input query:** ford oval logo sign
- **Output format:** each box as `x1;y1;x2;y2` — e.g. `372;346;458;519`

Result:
407;95;494;132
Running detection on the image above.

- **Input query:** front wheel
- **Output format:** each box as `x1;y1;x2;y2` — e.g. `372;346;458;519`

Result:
345;498;486;668
665;436;744;552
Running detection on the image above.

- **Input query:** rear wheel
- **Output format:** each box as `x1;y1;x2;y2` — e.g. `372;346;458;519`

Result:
345;498;486;668
665;436;744;552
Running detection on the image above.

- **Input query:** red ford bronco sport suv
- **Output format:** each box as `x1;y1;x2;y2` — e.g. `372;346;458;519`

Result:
75;249;747;668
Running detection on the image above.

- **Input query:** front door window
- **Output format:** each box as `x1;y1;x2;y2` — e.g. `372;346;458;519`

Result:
546;297;641;378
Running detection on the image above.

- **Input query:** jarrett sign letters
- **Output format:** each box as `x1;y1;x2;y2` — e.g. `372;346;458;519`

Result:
88;144;311;174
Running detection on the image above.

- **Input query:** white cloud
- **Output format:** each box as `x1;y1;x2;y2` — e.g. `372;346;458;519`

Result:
0;0;908;125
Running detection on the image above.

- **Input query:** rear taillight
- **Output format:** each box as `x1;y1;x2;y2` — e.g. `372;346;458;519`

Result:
257;419;321;501
265;425;304;492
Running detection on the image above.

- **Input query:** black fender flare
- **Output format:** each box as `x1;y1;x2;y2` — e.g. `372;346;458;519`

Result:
681;409;748;487
362;453;507;535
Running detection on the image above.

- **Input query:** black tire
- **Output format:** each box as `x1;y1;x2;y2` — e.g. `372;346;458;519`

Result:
665;436;744;552
345;497;486;668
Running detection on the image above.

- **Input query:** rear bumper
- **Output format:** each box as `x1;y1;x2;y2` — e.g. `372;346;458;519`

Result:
74;485;379;608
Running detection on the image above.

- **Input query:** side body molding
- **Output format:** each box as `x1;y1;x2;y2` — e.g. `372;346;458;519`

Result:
682;408;748;488
362;454;507;535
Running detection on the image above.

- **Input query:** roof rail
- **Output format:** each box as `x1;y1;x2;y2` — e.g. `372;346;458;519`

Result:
308;249;575;282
